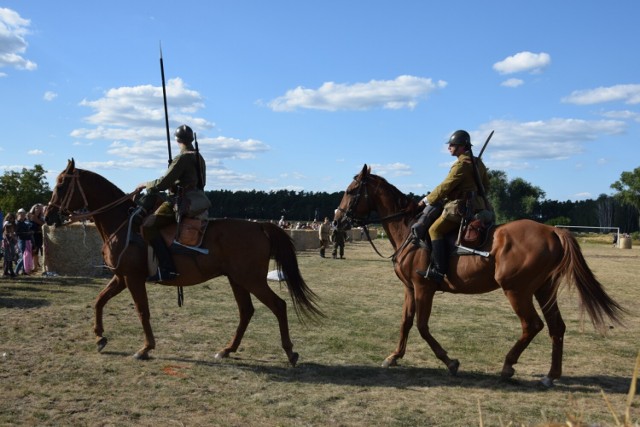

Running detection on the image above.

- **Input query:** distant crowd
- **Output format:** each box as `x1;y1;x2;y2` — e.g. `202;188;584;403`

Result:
1;204;46;278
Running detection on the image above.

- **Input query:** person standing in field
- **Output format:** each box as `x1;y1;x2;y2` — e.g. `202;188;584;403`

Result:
2;212;17;277
29;203;45;271
331;221;347;259
318;217;331;258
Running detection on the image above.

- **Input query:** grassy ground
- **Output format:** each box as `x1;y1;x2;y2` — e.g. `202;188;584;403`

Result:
0;239;638;426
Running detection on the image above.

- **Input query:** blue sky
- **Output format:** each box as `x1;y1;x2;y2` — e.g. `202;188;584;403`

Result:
1;1;639;203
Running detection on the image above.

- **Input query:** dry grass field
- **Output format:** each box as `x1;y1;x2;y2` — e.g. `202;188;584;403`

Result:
0;236;638;426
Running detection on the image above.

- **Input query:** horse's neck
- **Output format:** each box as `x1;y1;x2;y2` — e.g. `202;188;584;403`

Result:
83;187;131;242
375;198;412;250
91;208;130;243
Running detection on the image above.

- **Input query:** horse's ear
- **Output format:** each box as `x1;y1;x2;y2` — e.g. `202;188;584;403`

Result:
66;158;75;172
360;164;369;177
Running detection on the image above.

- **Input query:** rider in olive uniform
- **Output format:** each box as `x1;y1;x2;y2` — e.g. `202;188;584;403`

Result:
136;124;211;281
415;130;490;283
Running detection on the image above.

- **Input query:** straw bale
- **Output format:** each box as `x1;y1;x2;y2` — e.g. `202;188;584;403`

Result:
43;223;108;277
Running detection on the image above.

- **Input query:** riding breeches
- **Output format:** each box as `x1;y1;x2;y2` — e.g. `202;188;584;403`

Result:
142;201;175;243
428;216;459;240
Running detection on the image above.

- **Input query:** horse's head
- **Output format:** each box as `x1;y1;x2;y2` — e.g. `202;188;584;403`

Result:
333;164;375;230
44;158;89;226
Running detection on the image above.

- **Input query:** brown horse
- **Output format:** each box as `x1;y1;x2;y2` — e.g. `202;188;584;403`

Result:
334;164;625;387
44;159;323;365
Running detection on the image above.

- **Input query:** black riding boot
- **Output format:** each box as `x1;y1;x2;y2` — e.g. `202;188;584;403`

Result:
148;236;178;282
320;247;326;258
417;239;448;284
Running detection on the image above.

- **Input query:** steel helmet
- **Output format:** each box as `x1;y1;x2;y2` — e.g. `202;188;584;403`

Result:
174;124;194;144
447;130;471;147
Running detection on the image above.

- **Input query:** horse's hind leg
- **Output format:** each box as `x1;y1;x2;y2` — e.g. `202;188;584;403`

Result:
94;275;126;352
502;290;545;379
535;283;566;387
245;279;298;366
215;282;255;360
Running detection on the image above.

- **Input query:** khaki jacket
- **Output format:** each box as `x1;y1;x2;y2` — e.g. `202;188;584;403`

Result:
426;152;489;222
145;146;211;217
319;221;331;241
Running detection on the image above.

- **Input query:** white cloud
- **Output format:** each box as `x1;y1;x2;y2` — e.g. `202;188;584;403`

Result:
74;79;269;172
28;149;43;155
501;78;524;88
268;75;447;112
43;91;58;101
369;162;413;177
562;84;640;105
600;110;640;122
0;8;37;71
493;51;551;75
474;118;626;164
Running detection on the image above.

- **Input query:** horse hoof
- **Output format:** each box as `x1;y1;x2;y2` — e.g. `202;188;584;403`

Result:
381;357;398;368
501;366;515;379
133;352;150;360
447;359;460;376
289;352;299;367
540;376;555;388
215;350;229;360
96;337;108;352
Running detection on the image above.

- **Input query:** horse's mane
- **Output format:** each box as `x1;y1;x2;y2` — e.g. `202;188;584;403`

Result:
364;172;418;213
78;168;127;200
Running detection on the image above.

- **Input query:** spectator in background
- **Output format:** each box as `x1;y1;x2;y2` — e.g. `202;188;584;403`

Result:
15;208;34;276
29;203;45;271
3;212;16;277
318;217;331;258
278;216;286;228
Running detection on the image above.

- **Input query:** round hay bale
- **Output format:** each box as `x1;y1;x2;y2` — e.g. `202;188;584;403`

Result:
43;223;108;277
619;236;632;249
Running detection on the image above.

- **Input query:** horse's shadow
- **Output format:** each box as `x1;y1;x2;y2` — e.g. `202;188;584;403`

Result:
125;352;631;394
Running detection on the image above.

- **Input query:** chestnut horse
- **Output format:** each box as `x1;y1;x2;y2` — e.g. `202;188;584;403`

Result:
44;159;323;365
334;164;625;386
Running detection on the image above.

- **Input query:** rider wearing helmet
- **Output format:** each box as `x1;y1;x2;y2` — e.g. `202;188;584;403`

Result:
136;124;211;281
415;130;490;284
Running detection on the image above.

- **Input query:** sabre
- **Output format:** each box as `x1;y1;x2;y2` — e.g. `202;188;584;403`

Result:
477;130;494;159
160;43;172;166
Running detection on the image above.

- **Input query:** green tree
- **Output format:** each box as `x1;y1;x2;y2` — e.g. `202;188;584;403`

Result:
486;170;545;223
0;164;52;214
610;166;640;230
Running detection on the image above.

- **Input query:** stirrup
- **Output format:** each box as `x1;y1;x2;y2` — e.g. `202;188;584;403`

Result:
147;267;179;282
416;266;444;283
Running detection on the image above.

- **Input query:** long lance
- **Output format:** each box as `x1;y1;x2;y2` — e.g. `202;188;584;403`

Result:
159;44;184;307
160;43;172;166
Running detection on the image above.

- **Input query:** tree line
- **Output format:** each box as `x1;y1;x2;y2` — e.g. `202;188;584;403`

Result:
1;164;639;234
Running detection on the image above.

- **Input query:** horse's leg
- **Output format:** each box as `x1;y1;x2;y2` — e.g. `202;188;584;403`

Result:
414;286;460;375
215;282;255;360
534;283;566;388
246;280;298;366
94;275;126;352
124;276;156;360
501;290;545;379
382;287;415;368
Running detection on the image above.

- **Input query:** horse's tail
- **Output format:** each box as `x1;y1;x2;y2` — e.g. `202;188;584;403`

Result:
261;223;325;323
551;227;627;331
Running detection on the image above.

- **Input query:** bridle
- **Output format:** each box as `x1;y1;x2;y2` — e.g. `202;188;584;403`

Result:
47;169;143;271
336;175;414;259
47;169;140;224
